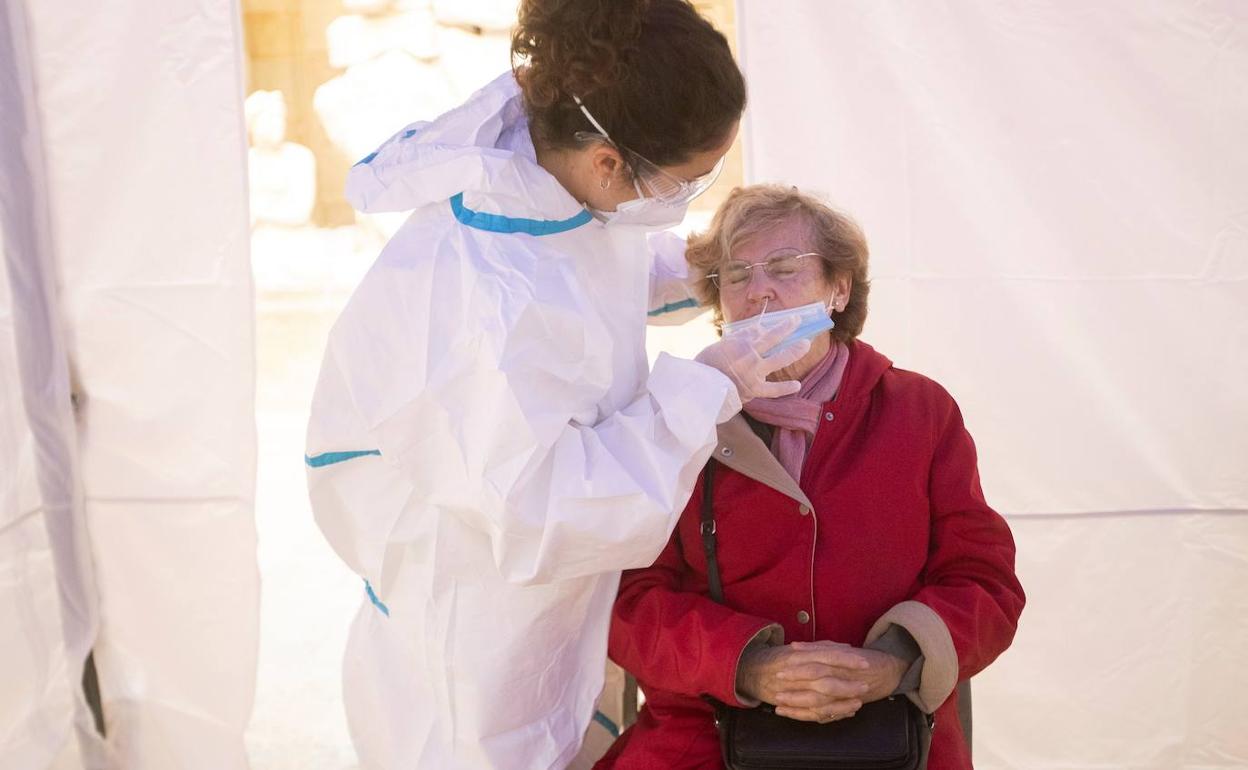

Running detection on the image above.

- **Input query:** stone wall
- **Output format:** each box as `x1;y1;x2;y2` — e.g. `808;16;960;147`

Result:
244;0;354;225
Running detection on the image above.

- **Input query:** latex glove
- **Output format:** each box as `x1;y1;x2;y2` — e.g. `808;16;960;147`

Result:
695;316;810;402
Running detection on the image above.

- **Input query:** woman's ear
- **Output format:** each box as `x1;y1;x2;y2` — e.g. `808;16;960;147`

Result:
832;275;853;311
589;144;628;188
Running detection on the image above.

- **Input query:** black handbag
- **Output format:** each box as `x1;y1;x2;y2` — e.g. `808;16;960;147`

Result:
699;461;933;770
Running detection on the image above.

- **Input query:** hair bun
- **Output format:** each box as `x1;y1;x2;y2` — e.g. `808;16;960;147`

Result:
512;0;651;108
512;0;744;168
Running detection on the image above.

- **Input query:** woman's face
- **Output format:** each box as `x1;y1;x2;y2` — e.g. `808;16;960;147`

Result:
717;215;849;325
582;121;739;212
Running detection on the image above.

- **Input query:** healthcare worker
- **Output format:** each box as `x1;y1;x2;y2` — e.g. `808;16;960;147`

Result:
305;1;809;767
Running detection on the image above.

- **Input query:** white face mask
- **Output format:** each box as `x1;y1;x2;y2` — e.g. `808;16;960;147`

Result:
722;298;836;358
590;178;689;229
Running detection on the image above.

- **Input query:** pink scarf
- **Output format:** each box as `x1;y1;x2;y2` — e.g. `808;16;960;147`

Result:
743;342;849;482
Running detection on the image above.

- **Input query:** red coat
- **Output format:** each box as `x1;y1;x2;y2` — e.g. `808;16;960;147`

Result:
596;340;1025;770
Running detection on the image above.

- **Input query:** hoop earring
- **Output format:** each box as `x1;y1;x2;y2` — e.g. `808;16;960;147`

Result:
600;177;611;190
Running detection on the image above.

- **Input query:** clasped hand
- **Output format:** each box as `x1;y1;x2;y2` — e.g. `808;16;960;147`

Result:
735;640;908;723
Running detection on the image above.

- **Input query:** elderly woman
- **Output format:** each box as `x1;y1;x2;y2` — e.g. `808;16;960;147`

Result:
595;185;1025;770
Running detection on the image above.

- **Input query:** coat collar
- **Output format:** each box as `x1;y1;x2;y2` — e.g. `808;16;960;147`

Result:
712;415;813;510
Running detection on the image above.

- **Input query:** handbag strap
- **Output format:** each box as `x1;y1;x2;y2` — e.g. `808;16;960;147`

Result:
700;460;725;604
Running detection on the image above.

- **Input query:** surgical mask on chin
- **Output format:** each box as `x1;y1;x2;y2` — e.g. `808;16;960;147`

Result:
721;299;836;358
590;189;689;229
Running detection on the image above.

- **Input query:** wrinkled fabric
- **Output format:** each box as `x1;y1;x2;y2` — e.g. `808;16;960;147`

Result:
0;4;101;766
306;71;739;769
2;0;256;767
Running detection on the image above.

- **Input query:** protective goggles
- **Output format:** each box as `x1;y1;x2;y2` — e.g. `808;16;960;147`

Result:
572;94;724;206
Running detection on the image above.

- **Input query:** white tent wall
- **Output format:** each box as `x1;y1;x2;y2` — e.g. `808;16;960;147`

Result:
2;0;260;768
2;1;103;766
737;1;1247;767
0;249;95;770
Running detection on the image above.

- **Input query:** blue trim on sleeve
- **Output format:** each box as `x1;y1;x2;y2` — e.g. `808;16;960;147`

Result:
304;449;382;468
647;297;699;317
364;580;390;617
592;710;620;738
450;192;593;236
354;128;418;166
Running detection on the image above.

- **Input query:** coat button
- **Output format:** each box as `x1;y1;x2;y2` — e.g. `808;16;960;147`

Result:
824;411;835;421
797;610;811;624
720;446;734;458
798;504;810;516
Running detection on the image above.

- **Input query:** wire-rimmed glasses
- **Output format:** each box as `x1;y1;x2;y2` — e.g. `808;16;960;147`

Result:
706;249;824;292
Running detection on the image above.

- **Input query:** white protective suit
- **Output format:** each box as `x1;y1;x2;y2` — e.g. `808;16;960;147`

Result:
306;71;739;769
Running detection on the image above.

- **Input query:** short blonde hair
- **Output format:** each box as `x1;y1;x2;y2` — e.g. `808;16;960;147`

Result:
686;184;871;342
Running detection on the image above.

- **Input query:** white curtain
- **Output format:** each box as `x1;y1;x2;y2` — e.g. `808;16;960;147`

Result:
737;1;1248;766
0;0;259;767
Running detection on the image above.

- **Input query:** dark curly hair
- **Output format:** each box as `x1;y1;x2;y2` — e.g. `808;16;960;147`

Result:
511;0;746;166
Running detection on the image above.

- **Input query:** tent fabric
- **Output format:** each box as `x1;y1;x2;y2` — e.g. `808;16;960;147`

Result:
0;208;95;769
0;0;260;768
736;1;1248;766
973;511;1247;767
1;1;103;766
737;0;1247;516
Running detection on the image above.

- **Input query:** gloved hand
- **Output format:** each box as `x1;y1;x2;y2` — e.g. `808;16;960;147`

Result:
695;316;811;402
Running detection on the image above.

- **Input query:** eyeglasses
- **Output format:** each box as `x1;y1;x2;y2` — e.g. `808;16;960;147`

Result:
572;95;724;206
706;249;825;292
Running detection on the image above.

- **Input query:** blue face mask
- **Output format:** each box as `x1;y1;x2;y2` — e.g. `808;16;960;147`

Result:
722;299;836;358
